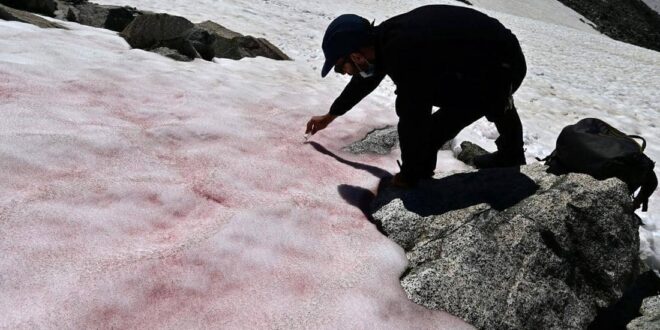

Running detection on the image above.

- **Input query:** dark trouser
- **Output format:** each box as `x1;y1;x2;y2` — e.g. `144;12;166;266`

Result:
397;38;527;180
398;101;524;180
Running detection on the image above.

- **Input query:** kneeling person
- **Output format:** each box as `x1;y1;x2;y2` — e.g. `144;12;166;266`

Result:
306;5;528;186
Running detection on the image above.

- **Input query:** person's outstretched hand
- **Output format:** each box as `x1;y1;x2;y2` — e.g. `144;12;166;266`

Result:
305;114;337;135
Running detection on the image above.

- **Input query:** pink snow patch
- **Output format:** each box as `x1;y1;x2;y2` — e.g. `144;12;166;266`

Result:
0;22;472;329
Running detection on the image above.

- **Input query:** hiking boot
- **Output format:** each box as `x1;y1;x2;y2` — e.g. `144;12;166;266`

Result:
473;150;526;169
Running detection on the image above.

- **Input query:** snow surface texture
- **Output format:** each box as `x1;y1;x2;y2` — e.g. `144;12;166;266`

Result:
642;0;660;14
0;0;658;328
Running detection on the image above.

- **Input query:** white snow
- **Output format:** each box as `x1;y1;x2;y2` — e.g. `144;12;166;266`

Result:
1;0;659;328
642;0;660;14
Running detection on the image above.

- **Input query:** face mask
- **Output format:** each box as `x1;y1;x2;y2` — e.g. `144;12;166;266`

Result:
353;58;375;78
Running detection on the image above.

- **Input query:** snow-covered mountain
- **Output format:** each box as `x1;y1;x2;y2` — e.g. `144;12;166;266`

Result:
1;0;658;328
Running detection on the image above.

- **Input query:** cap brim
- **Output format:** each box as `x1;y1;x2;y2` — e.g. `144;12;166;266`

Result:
321;59;334;78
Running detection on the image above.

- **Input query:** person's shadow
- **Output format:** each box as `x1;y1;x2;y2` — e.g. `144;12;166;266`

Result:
307;142;539;232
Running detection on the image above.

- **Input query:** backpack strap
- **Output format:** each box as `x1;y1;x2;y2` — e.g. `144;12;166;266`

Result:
628;135;647;151
633;166;658;212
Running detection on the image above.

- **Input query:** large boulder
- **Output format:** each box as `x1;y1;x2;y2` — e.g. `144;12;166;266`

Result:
119;13;209;61
0;3;64;28
196;20;291;61
372;163;641;329
0;0;57;16
120;13;195;49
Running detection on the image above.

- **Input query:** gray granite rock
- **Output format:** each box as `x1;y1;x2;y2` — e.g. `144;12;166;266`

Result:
372;163;640;330
0;3;65;28
343;126;399;155
628;295;660;330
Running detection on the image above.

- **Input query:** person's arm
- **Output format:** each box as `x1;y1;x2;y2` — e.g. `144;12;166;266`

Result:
305;72;386;136
328;72;386;116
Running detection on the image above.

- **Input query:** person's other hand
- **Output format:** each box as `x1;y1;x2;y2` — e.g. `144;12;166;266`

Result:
305;114;337;135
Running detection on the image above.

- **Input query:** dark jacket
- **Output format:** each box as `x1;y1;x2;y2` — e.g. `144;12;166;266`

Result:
329;5;526;118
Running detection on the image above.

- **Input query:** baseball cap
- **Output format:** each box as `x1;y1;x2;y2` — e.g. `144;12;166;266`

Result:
321;14;372;77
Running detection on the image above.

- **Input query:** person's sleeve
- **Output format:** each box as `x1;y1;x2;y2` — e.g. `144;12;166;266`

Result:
328;72;386;116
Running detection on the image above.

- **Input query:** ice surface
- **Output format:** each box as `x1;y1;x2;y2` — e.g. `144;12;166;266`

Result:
1;0;659;328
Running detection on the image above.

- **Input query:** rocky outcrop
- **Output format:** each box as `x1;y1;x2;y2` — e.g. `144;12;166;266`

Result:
556;0;660;52
62;1;141;32
372;163;641;329
0;0;57;17
196;20;291;61
628;295;660;329
119;14;215;61
0;3;65;28
1;0;290;62
119;14;289;62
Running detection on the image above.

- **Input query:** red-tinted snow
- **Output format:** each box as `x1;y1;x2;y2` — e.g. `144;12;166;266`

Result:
0;21;472;329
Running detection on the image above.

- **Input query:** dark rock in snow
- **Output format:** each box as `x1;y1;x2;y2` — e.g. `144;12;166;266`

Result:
196;20;291;61
0;0;58;16
372;163;641;330
119;13;212;61
456;141;489;166
65;2;141;32
120;13;195;50
119;15;289;62
150;26;216;61
343;126;399;155
627;295;660;329
0;3;65;28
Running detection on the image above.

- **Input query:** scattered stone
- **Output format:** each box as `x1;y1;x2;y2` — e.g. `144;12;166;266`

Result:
2;1;290;62
627;295;660;329
0;3;65;28
343;126;399;155
456;141;489;166
372;163;640;330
